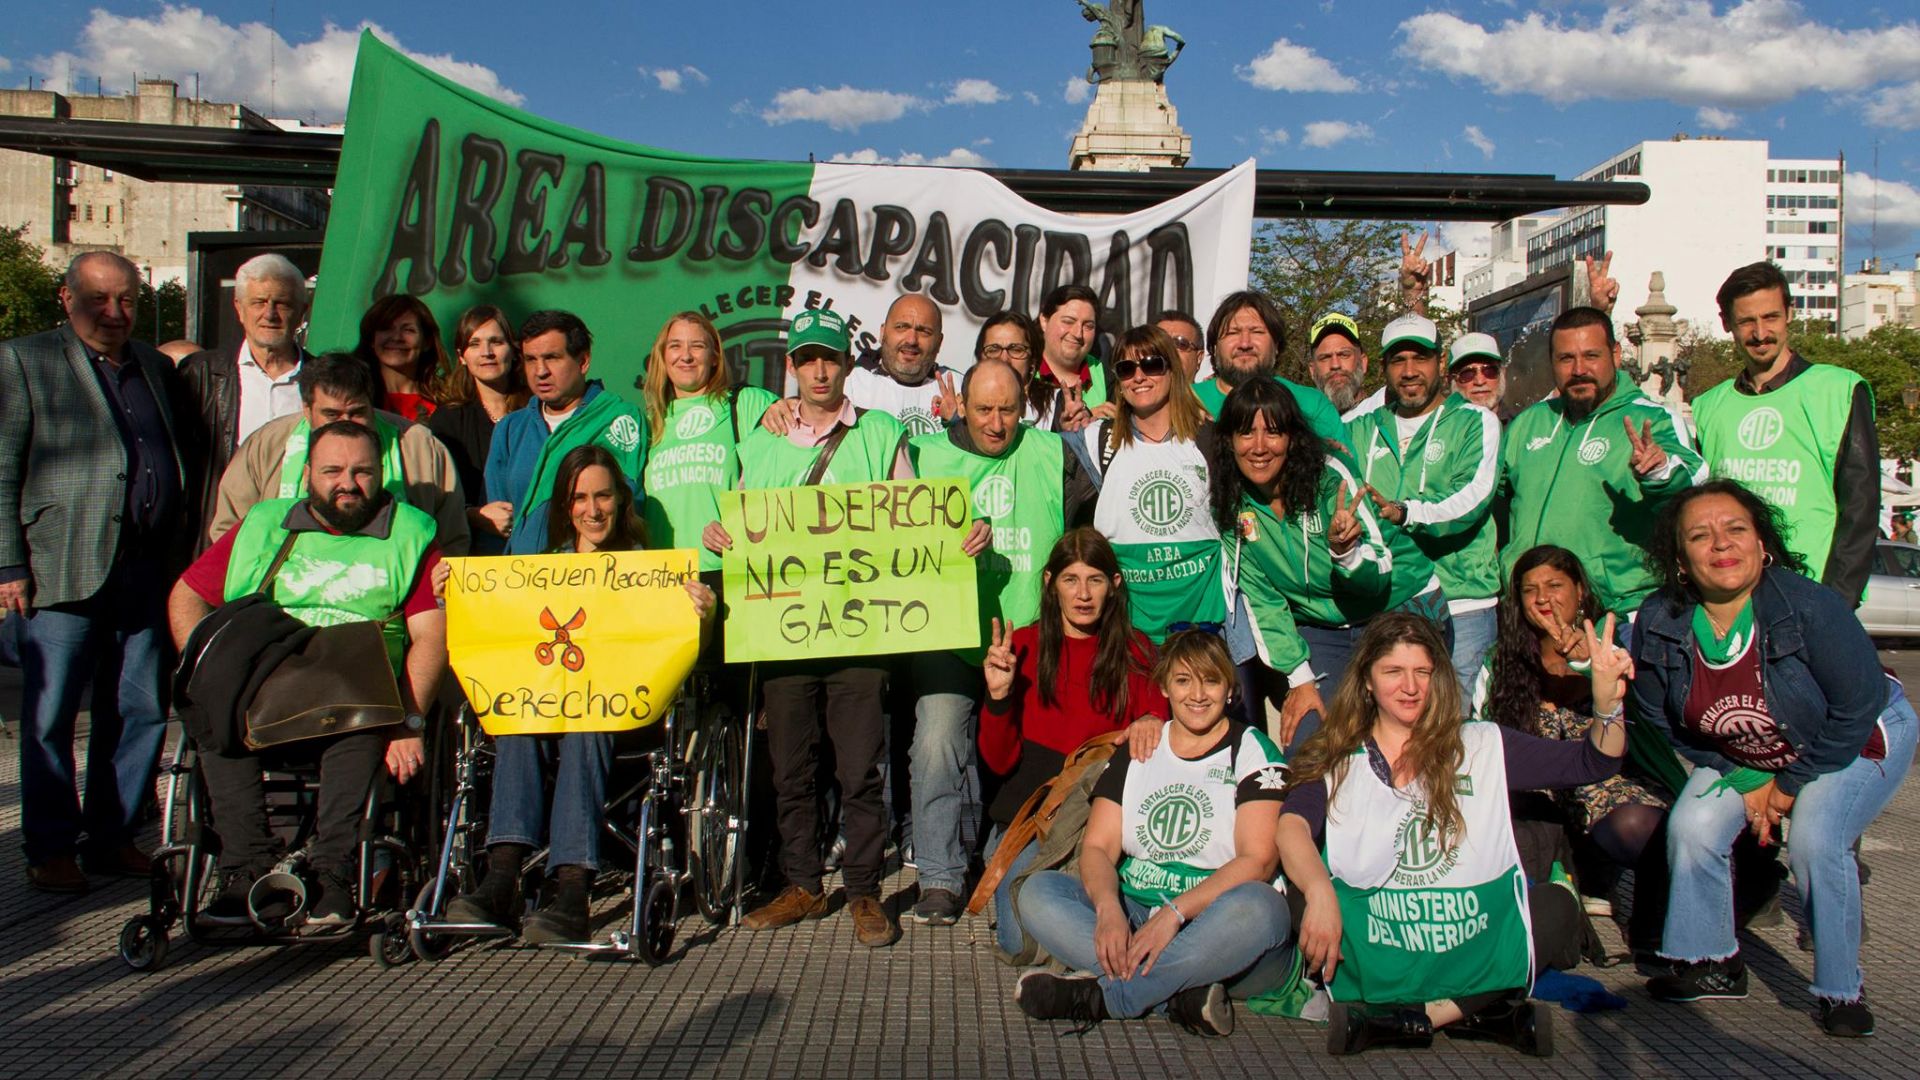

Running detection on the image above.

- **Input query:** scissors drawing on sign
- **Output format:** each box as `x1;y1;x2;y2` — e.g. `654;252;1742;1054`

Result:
536;607;586;671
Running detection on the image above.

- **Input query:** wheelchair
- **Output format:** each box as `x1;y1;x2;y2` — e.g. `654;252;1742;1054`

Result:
403;667;751;965
117;733;428;972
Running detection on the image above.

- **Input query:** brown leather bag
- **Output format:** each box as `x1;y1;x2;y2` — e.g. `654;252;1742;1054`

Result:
240;533;408;750
966;730;1125;915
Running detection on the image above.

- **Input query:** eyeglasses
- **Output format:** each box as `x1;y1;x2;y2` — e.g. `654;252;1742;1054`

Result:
981;343;1032;360
1452;360;1500;382
1112;354;1171;380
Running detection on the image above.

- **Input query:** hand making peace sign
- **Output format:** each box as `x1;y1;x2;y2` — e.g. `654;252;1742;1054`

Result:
1584;250;1620;314
1327;485;1362;556
1624;417;1668;477
983;617;1018;703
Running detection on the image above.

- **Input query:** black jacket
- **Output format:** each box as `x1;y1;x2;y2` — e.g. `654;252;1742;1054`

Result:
175;594;310;755
179;343;315;552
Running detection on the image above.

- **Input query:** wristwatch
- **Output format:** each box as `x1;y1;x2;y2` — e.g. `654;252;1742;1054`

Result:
404;713;425;732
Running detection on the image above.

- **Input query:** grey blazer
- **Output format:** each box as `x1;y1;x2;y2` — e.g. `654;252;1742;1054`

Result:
0;325;193;607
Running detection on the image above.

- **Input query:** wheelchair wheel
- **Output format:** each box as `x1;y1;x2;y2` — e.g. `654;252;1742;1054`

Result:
688;706;744;925
119;916;170;973
408;881;458;963
369;912;414;968
637;874;677;966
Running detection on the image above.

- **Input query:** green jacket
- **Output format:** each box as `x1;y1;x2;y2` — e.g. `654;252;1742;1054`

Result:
1351;394;1503;603
1228;454;1435;676
1499;383;1705;617
1192;375;1348;447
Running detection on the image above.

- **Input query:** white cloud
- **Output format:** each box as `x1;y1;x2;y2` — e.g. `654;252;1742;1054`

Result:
1847;172;1920;229
762;86;929;131
1064;77;1092;105
946;78;1006;106
1435;221;1493;262
1398;3;1920;110
1696;106;1740;130
1237;38;1359;92
1259;127;1291;149
828;147;992;168
1462;124;1496;159
643;65;708;93
1865;81;1920;129
1022;90;1041;106
30;5;520;120
1300;120;1372;148
0;58;12;73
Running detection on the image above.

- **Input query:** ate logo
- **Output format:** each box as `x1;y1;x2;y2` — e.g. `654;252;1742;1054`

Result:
1423;437;1447;465
674;405;718;441
1137;784;1213;858
1130;473;1193;536
900;408;941;437
974;475;1016;519
1392;802;1461;886
1576;437;1610;466
1736;407;1785;452
606;415;642;453
1300;510;1325;535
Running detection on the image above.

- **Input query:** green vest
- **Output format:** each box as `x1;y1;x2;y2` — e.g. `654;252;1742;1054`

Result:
738;408;908;490
223;498;438;674
1324;723;1532;1004
643;387;777;571
277;416;408;502
1693;364;1865;584
909;426;1067;661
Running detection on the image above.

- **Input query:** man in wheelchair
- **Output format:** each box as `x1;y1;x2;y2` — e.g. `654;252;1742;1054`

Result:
168;420;447;928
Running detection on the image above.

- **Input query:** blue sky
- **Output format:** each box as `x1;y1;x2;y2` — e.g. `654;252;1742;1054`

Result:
7;1;1920;262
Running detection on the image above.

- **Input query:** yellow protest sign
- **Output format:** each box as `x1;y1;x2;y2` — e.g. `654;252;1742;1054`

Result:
719;479;980;662
445;549;702;736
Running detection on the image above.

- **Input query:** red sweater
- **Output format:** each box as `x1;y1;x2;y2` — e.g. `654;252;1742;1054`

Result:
980;623;1168;776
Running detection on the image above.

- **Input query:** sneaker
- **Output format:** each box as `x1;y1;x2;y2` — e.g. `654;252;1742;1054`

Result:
1817;996;1875;1038
520;892;590;945
203;867;266;923
1016;971;1108;1029
304;869;359;929
26;855;89;895
848;894;899;948
911;887;963;926
742;885;828;930
1647;956;1748;1002
1166;983;1233;1037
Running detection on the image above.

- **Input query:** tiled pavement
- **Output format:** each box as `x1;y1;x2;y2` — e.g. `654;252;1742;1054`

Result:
5;656;1920;1079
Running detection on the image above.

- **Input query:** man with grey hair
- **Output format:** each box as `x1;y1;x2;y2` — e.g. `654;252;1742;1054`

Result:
181;254;315;544
0;251;197;894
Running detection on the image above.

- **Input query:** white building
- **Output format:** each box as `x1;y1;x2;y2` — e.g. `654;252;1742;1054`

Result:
1465;137;1842;335
1462;215;1552;304
1841;262;1918;338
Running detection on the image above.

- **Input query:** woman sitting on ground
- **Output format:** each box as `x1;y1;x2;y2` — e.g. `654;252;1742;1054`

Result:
1632;479;1916;1038
1012;630;1294;1039
442;445;713;944
1482;544;1671;952
978;527;1167;958
1278;612;1628;1057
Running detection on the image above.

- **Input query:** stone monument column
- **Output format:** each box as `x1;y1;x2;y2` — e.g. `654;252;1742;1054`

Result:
1624;271;1691;409
1068;1;1191;172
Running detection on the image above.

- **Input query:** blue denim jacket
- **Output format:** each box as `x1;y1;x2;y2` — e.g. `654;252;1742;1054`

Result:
1628;567;1889;797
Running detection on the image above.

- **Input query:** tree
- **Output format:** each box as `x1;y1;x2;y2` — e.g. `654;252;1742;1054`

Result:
0;225;64;341
132;277;188;347
1247;218;1424;389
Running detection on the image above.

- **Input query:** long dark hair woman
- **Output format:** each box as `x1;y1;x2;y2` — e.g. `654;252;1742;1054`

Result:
1631;479;1915;1037
354;294;452;423
1278;613;1629;1056
429;304;528;554
442;444;712;947
1485;545;1671;952
1211;376;1442;751
978;526;1167;959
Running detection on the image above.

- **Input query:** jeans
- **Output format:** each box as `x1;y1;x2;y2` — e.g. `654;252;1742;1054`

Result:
486;732;614;871
1663;682;1917;1000
983;826;1040;957
1449;605;1498;710
763;660;889;897
1016;870;1295;1018
910;650;981;894
198;730;384;873
16;565;169;865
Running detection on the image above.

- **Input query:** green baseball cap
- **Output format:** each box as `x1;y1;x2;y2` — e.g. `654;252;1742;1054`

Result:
1380;313;1439;355
1309;311;1362;348
787;308;851;357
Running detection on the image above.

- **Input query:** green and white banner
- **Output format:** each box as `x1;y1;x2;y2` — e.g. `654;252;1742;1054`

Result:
309;32;1256;395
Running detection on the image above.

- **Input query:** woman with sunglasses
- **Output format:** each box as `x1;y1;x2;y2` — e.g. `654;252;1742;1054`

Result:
1081;325;1227;644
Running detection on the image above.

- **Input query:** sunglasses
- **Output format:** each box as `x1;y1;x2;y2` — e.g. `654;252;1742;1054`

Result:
1113;354;1171;380
1166;335;1200;351
1452;360;1500;382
